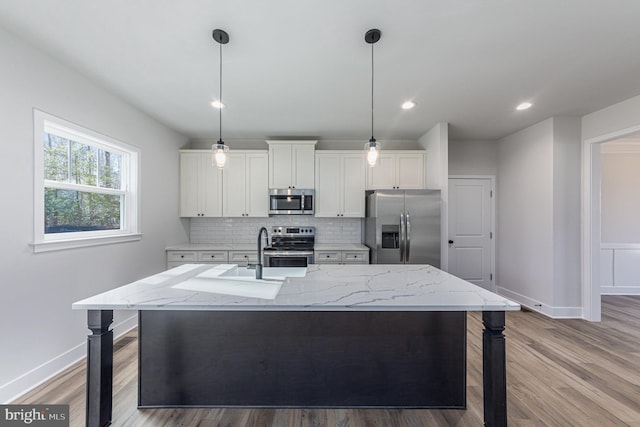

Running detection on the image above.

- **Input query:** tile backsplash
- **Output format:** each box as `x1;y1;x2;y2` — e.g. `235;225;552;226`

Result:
190;217;362;245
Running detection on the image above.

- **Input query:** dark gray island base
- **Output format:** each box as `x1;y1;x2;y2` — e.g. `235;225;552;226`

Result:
138;310;466;408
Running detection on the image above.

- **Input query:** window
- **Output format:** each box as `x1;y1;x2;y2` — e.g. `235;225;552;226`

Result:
33;110;141;252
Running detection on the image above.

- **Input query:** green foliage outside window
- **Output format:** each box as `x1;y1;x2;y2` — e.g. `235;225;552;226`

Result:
44;133;123;233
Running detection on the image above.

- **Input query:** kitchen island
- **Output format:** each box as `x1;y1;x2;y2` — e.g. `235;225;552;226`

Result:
73;263;520;427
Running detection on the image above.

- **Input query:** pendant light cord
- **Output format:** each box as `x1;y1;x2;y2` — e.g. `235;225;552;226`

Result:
371;42;374;141
219;41;223;143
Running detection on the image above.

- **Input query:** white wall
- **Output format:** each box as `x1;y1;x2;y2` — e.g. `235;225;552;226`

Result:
418;122;449;270
600;148;640;243
496;117;581;317
497;119;555;308
599;143;640;295
188;138;422;151
0;26;188;402
448;140;498;176
552;118;582;309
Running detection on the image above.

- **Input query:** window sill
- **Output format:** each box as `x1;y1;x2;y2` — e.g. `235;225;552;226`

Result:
32;233;143;253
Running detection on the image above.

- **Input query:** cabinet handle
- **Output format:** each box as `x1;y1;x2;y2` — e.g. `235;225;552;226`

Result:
180;255;184;258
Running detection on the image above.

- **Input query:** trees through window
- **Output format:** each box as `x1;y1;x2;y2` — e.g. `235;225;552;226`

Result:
34;111;140;251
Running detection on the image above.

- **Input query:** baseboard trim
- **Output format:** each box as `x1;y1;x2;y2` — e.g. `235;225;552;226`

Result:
0;313;138;404
497;287;583;319
601;286;640;295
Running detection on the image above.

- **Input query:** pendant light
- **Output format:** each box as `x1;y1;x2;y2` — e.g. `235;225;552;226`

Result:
212;29;230;169
364;29;381;167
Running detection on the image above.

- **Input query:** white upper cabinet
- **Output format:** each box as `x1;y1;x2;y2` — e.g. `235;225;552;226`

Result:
267;140;317;189
222;151;268;217
180;150;223;217
366;151;426;190
315;151;366;218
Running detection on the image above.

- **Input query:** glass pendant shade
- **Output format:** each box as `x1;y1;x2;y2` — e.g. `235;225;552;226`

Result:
365;139;380;167
212;141;229;169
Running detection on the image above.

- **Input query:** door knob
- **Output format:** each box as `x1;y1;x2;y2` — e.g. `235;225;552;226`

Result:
448;240;454;244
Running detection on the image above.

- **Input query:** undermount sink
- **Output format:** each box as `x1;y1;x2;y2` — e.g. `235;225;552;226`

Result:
170;265;307;300
219;266;307;281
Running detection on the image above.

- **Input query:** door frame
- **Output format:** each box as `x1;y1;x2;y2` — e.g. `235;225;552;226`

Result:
582;123;640;321
448;175;497;292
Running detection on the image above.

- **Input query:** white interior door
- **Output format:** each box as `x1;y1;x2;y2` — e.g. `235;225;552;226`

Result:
448;178;493;290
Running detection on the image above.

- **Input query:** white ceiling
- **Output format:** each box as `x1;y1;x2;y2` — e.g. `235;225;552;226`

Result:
2;0;640;142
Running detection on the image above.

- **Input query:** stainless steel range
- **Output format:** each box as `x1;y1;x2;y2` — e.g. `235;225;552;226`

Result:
263;226;315;267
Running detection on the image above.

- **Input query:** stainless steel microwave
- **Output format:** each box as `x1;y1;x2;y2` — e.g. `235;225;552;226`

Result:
269;189;314;215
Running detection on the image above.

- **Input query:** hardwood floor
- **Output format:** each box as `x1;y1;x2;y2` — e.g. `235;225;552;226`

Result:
13;296;640;426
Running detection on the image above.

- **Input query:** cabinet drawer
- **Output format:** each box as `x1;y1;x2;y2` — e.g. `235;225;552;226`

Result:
229;251;258;265
315;251;341;262
167;251;197;262
341;251;369;263
198;251;229;263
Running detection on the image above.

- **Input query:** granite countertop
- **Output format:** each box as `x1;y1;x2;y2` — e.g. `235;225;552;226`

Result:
72;264;520;312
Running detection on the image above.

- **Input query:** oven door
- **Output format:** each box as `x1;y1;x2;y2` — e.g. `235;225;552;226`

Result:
264;251;314;267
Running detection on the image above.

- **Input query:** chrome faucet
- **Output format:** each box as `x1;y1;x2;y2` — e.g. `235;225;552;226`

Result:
255;227;269;279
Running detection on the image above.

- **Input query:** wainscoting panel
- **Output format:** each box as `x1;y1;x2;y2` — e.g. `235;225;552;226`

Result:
601;244;640;295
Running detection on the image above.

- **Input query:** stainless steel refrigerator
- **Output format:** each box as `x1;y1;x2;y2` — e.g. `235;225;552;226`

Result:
364;190;441;267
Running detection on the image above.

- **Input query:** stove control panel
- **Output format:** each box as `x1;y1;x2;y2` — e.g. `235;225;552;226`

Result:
271;226;315;236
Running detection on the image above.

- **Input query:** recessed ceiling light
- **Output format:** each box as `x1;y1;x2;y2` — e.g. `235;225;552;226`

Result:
402;101;416;110
211;100;224;109
516;102;532;111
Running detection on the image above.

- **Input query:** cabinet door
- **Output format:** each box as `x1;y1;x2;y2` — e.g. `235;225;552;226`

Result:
180;153;200;217
341;251;369;263
314;251;341;263
269;144;292;188
366;154;396;190
222;153;246;217
201;153;223;217
293;144;316;188
314;154;341;217
341;154;366;217
397;154;425;189
245;152;269;217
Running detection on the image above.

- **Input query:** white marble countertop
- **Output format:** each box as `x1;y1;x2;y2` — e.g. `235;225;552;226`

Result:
167;244;369;252
166;244;255;251
72;264;520;312
313;244;369;251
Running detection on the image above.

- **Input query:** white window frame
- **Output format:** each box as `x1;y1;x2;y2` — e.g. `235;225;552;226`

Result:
33;110;141;252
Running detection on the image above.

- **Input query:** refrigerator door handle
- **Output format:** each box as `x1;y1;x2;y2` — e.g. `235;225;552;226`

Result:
400;212;406;263
406;211;411;262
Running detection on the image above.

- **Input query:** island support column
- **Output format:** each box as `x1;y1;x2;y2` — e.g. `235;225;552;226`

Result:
86;310;113;427
482;311;507;427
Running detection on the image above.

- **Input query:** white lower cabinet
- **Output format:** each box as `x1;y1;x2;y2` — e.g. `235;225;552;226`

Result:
166;250;229;269
314;250;369;264
315;151;365;217
228;250;258;266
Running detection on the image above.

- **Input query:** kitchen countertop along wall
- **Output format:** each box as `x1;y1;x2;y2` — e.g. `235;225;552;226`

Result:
167;243;369;252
